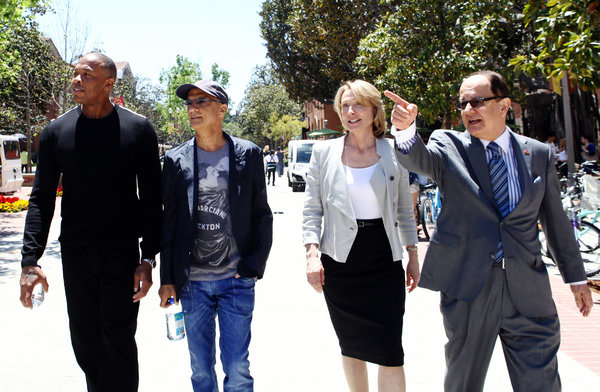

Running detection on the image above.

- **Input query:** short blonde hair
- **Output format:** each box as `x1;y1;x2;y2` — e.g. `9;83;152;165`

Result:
333;79;387;138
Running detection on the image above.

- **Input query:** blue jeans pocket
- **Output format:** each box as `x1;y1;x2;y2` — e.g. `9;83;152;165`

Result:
232;278;255;315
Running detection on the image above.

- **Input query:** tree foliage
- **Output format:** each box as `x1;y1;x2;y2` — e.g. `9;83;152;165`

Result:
1;0;44;22
259;0;393;102
211;63;230;90
510;0;600;91
0;18;62;135
157;55;203;145
357;0;528;128
238;64;302;146
0;0;47;82
42;0;94;114
113;74;163;131
269;114;305;146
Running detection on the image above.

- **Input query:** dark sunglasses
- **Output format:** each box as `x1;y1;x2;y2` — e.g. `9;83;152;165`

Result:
456;96;507;111
183;97;222;107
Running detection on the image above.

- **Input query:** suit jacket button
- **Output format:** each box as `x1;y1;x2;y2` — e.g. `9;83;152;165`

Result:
390;176;395;181
395;222;398;227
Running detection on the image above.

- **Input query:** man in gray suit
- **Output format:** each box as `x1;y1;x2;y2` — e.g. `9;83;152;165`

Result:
384;71;593;392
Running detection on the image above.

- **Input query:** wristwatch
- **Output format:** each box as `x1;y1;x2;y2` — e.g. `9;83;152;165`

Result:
141;258;156;269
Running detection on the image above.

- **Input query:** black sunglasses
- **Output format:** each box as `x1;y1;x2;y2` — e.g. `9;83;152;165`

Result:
183;97;222;107
456;96;507;111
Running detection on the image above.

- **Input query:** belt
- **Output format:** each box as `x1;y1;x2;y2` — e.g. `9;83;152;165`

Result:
356;219;383;228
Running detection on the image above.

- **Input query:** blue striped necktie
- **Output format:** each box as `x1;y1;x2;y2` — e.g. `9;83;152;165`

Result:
488;142;510;218
487;142;509;262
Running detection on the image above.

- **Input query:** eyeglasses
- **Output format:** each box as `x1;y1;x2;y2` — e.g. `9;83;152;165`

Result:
183;97;222;108
456;96;507;111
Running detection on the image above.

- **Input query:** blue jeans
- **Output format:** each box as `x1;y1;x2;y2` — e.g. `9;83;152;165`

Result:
180;276;255;392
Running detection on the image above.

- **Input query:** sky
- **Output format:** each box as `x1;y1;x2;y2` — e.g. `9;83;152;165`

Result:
36;0;269;111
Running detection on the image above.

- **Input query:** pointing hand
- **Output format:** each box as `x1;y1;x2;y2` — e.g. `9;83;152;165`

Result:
384;91;418;130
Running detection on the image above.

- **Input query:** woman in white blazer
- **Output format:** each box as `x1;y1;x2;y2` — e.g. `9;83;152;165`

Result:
303;79;419;391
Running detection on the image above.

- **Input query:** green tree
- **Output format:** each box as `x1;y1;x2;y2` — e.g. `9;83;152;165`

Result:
238;64;302;146
211;63;230;89
259;0;393;102
42;0;95;114
0;17;62;172
269;114;305;147
356;0;528;128
1;0;47;82
510;0;600;91
157;55;203;145
0;19;62;134
1;0;44;20
113;74;163;131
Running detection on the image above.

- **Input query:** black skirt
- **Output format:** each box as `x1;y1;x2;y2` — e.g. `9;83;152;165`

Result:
322;219;406;366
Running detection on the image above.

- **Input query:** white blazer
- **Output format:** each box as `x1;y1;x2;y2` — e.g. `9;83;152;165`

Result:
302;135;418;262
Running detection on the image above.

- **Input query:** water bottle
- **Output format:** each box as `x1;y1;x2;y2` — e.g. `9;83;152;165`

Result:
165;297;185;341
31;284;45;308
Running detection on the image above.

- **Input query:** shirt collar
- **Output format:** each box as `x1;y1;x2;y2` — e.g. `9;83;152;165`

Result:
479;126;511;153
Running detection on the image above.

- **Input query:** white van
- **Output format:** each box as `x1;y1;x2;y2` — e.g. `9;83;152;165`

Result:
0;135;24;193
287;139;319;192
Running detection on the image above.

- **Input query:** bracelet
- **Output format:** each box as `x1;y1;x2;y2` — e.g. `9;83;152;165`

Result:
406;245;418;253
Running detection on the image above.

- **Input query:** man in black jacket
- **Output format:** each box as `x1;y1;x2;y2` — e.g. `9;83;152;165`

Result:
159;80;272;392
19;52;162;392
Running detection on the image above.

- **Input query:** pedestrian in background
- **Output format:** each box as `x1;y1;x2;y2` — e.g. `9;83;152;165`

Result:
159;80;273;392
20;150;28;173
386;70;592;392
19;52;162;392
303;79;419;391
264;150;278;186
276;146;284;177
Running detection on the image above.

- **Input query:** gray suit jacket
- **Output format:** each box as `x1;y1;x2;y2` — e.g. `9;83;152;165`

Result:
303;135;418;263
398;128;586;317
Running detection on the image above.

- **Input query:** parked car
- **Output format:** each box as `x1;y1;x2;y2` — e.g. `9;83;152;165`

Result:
287;139;319;192
0;135;24;193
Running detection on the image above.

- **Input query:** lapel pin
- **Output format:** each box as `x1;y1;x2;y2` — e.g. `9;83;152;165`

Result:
524;150;530;155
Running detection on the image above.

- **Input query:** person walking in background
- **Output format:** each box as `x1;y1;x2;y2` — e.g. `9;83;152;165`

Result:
303;79;419;391
19;52;162;392
159;80;272;392
20;149;28;173
386;70;592;392
276;146;284;177
264;150;278;186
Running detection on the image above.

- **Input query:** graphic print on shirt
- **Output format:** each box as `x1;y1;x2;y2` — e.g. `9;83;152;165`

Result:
193;155;232;270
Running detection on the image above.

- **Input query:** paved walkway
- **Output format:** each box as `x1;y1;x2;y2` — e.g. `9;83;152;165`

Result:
1;183;599;391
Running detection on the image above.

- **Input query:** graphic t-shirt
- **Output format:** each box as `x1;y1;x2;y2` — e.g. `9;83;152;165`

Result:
190;143;240;281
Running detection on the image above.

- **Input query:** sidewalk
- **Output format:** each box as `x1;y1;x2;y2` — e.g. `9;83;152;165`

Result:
0;184;599;391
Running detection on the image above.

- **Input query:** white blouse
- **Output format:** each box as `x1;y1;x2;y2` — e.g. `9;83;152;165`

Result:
343;163;382;219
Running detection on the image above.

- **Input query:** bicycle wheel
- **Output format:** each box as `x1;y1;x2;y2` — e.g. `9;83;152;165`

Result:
575;221;600;277
420;198;433;241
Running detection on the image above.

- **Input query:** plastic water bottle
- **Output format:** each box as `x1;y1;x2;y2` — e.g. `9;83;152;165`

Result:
31;284;44;307
165;297;185;341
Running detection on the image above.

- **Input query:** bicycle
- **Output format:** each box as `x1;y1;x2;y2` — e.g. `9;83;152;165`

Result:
419;182;441;241
539;172;600;277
